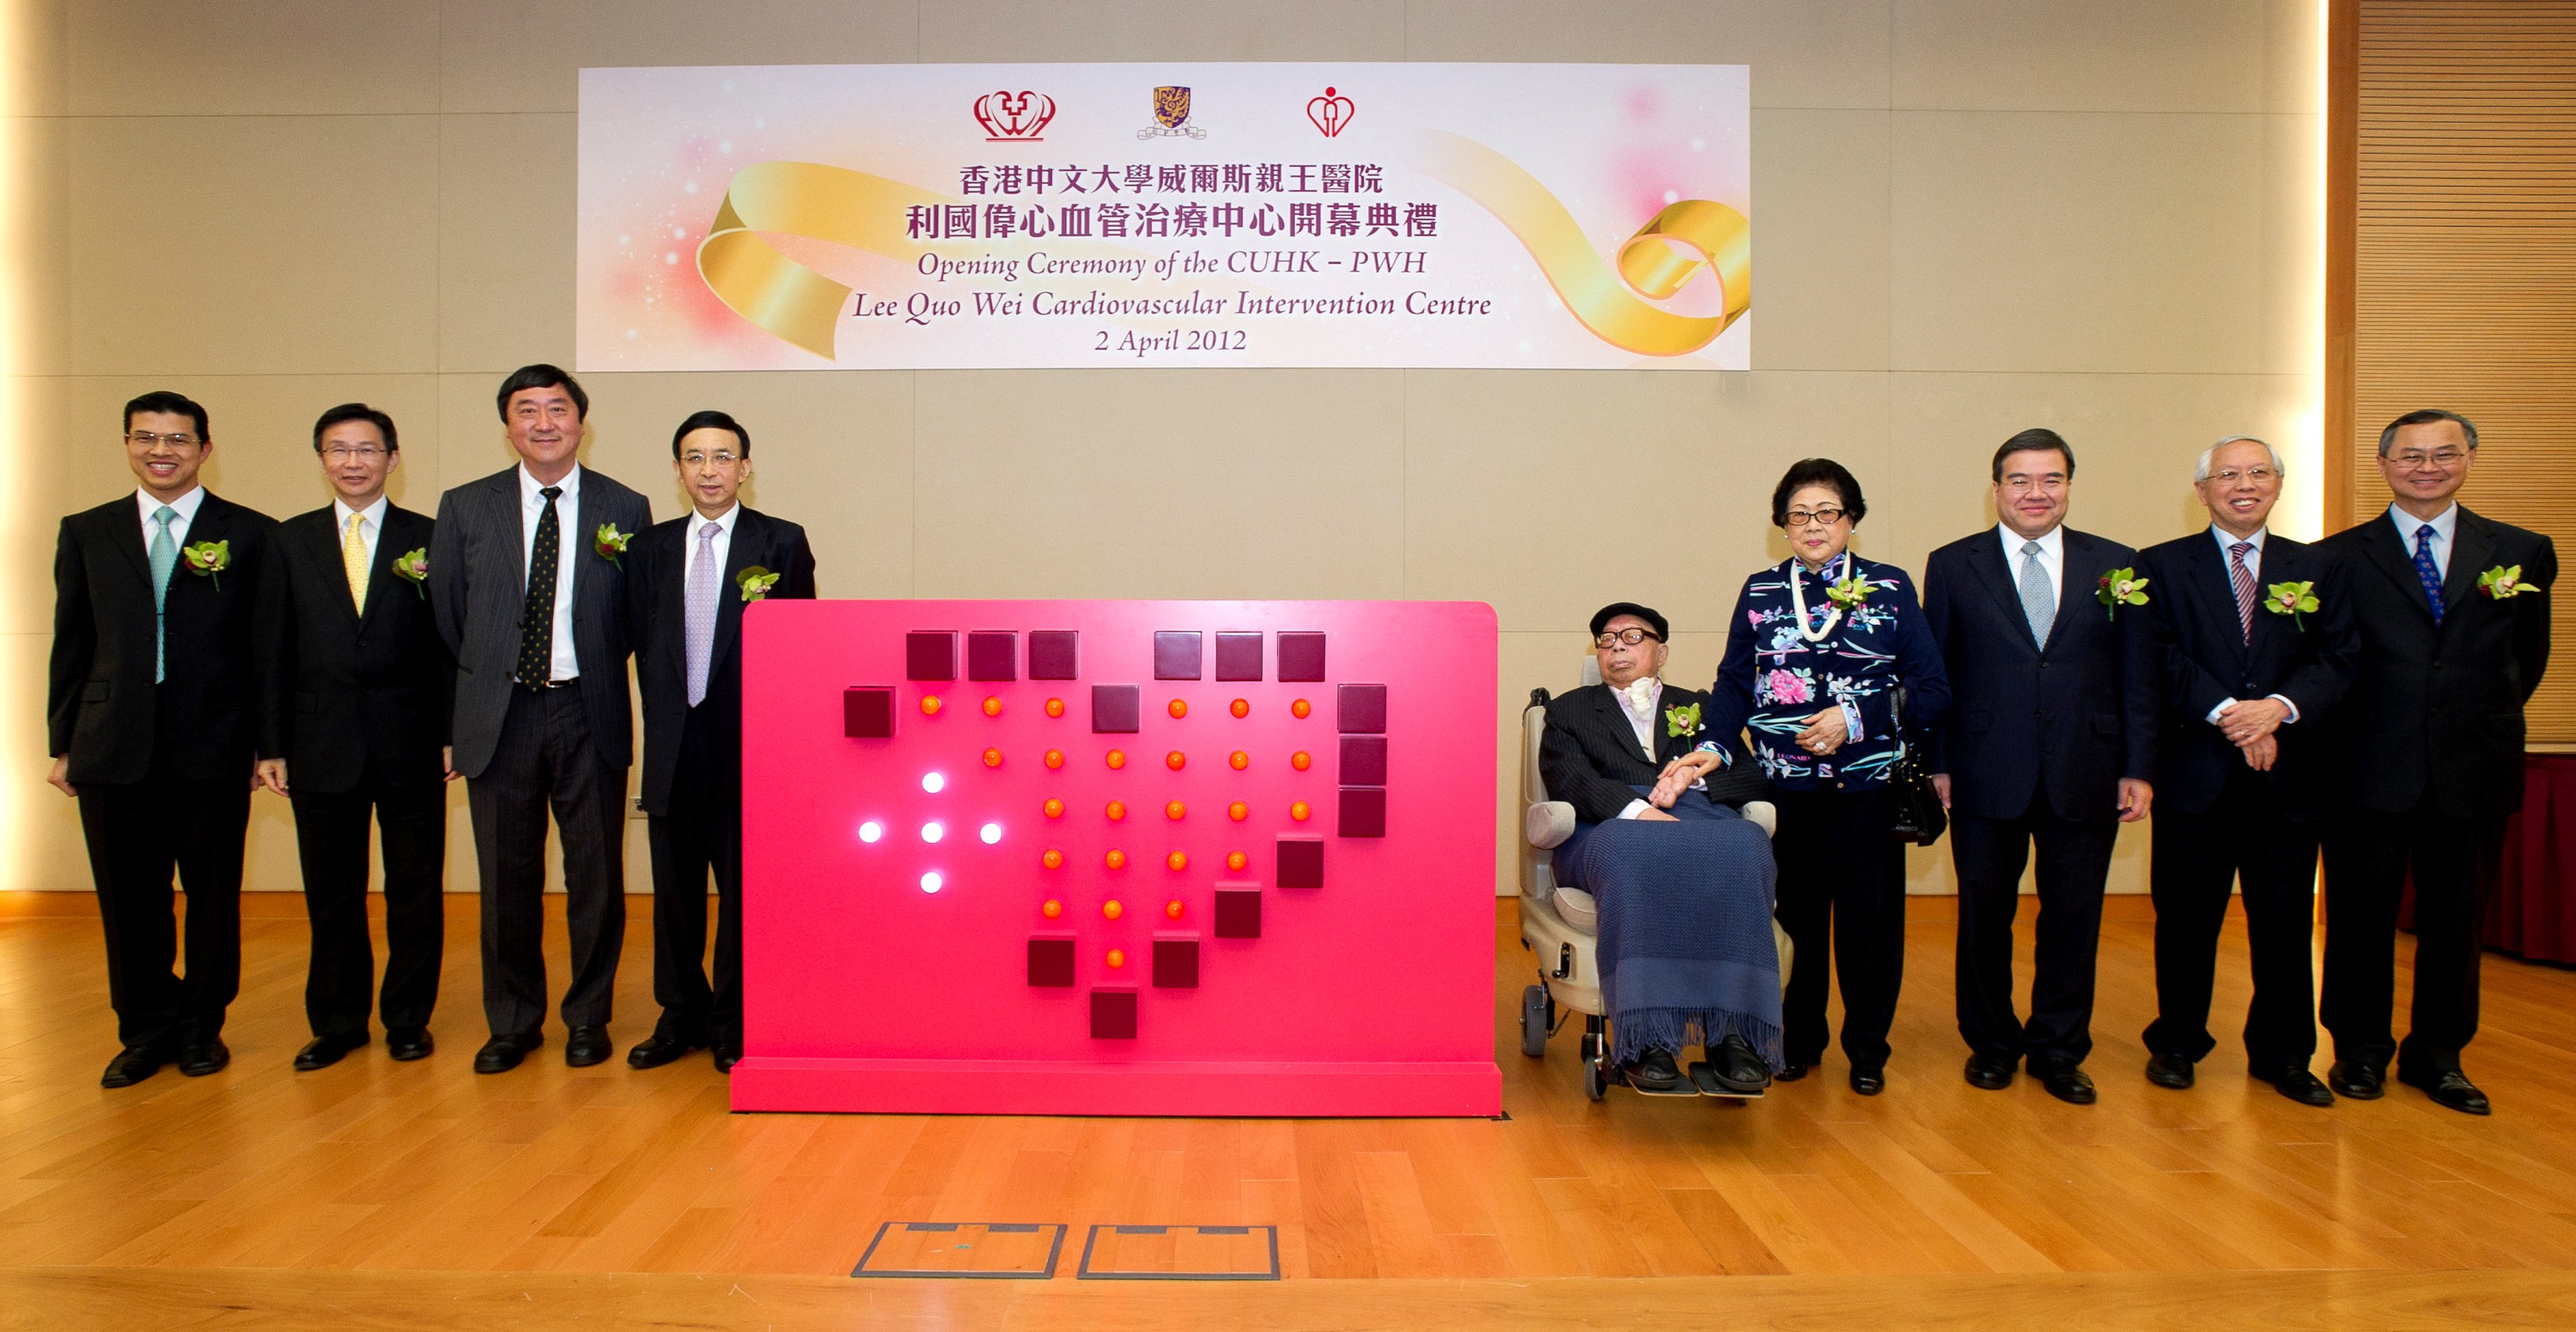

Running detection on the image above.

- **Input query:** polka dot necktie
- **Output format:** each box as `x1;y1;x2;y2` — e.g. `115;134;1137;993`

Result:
2412;524;2446;625
684;521;721;707
516;486;562;688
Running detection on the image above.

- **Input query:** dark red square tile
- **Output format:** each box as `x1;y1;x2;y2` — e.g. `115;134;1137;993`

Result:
1277;837;1323;888
1030;629;1079;679
1153;631;1202;679
1213;886;1262;938
967;631;1017;681
1091;684;1140;733
1338;786;1386;838
1152;937;1200;989
1337;683;1386;733
1277;632;1327;681
905;631;956;681
1339;734;1387;785
843;686;895;738
1090;988;1138;1039
1027;936;1075;987
1215;632;1264;681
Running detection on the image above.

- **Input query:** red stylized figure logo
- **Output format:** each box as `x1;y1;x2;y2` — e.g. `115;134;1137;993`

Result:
974;90;1056;141
1306;86;1354;138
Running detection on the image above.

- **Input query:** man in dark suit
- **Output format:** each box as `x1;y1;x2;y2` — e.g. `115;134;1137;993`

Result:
48;390;285;1087
2135;436;2357;1105
428;365;652;1073
2319;409;2555;1115
1924;428;2158;1106
261;404;456;1070
624;411;816;1074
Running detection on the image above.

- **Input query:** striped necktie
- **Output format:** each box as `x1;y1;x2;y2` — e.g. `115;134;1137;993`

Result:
2412;524;2446;624
342;511;370;613
2228;541;2257;642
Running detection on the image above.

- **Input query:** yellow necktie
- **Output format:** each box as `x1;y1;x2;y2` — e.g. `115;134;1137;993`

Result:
342;512;369;612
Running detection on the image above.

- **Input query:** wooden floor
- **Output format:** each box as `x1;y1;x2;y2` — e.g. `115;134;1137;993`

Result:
5;889;2576;1329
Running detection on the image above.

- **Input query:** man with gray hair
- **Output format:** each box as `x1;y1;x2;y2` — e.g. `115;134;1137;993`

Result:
2317;408;2554;1115
2132;436;2357;1104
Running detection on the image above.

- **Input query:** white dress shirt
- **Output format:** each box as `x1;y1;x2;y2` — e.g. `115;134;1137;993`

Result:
2204;525;2302;726
1996;522;2065;605
333;494;388;573
2388;502;2460;580
519;463;582;682
681;501;741;587
1612;676;1662;821
135;485;205;554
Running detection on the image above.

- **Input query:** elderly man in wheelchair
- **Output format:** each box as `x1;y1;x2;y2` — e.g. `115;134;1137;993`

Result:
1521;602;1785;1100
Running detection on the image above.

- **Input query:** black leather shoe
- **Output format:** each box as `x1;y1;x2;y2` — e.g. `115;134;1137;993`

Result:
2029;1059;2096;1105
386;1028;435;1061
626;1030;707;1070
177;1040;230;1077
564;1025;614;1068
2255;1066;2336;1107
100;1045;169;1088
2327;1060;2385;1100
1964;1052;2017;1091
1848;1068;1884;1096
2400;1066;2491;1116
2145;1052;2196;1090
712;1042;742;1074
473;1032;542;1074
293;1032;368;1071
1709;1036;1771;1094
1774;1060;1810;1082
1625;1047;1682;1091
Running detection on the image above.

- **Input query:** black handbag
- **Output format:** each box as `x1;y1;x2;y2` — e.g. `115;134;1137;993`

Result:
1886;685;1947;847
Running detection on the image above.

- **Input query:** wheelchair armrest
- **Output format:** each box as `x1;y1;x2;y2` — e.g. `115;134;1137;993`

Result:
1740;800;1777;839
1525;801;1576;849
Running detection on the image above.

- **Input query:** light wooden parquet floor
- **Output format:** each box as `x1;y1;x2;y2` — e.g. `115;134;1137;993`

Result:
5;888;2576;1328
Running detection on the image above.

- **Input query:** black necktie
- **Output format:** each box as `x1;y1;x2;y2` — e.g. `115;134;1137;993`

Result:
518;485;562;687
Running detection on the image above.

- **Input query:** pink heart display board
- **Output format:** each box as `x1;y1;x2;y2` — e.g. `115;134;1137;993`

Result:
731;599;1501;1116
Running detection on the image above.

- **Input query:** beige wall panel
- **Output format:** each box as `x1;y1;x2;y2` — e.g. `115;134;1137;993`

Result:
439;113;576;374
67;115;439;377
922;0;1401;61
1890;110;2268;375
66;0;439;117
1401;368;1890;633
439;0;583;114
3;0;66;118
576;370;919;599
2;626;83;891
1403;0;1893;110
9;114;69;376
2254;108;2324;381
1892;0;2299;114
54;374;446;525
574;0;917;69
0;375;70;638
1749;108;1890;371
910;368;1404;600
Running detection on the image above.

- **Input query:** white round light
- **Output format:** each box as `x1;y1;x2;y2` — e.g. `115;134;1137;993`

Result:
920;871;943;893
921;822;944;843
979;822;1002;844
921;772;946;793
858;821;883;843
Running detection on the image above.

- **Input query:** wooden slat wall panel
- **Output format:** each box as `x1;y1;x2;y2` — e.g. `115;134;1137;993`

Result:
2356;2;2576;742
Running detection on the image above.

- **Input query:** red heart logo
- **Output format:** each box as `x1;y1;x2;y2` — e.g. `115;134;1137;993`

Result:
1306;87;1354;138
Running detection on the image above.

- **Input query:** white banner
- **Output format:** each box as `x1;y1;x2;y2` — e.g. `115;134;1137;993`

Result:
578;62;1750;370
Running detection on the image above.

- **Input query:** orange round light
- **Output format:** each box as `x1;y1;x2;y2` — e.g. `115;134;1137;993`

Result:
1042;899;1063;919
1106;849;1127;870
1229;750;1249;770
1166;801;1186;820
1168;698;1188;719
982;696;1002;716
1045;697;1064;718
1103;899;1123;919
1165;899;1185;919
1166;851;1188;871
1166;750;1186;770
1106;948;1125;968
1106;748;1126;769
1043;797;1065;819
1106;801;1127;821
1291;801;1311;821
1291;750;1311;771
1230;698;1249;718
1045;749;1064;769
1228;801;1248;822
921;695;943;715
1042;848;1064;870
1291;698;1312;719
982;747;1003;768
1227;851;1248;871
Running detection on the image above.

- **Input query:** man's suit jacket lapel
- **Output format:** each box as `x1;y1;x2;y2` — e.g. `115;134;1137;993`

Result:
2353;512;2436;622
710;510;763;685
1592;684;1652;764
356;507;422;635
2044;531;2103;654
2440;507;2495;618
490;470;530;604
104;500;156;600
1966;533;2041;653
2186;534;2251;667
304;510;363;632
653;520;690;682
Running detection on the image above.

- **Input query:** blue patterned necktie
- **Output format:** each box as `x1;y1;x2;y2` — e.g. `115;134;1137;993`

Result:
2411;523;2446;624
148;505;177;683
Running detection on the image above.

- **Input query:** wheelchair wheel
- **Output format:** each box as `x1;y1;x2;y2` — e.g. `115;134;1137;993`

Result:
1519;985;1549;1058
1583;1059;1607;1101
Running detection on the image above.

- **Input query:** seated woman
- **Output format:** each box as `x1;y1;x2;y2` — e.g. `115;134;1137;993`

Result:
1539;601;1779;1094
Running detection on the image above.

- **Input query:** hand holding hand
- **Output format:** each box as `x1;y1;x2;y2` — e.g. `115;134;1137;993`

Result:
1634;806;1681;822
1796;708;1850;757
2240;733;2279;772
2118;777;2154;823
2217;697;2290;747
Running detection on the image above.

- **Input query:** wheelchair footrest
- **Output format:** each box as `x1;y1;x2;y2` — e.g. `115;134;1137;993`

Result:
1688;1060;1768;1099
1620;1070;1702;1097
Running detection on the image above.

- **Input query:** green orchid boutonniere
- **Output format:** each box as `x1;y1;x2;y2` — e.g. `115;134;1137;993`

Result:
2478;564;2535;600
391;547;429;599
1824;575;1871;609
594;523;631;569
1664;700;1702;739
2096;567;2149;620
736;565;782;603
181;539;230;590
2264;579;2320;630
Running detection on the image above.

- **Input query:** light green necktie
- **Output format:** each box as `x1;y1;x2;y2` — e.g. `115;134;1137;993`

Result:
149;505;177;683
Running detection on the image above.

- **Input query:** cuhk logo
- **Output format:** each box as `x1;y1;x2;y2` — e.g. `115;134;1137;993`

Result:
1306;86;1354;138
974;90;1055;141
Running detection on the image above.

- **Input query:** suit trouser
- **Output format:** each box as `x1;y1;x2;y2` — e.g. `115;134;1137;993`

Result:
467;685;629;1036
1950;784;2117;1065
2320;796;2504;1073
75;749;250;1051
289;776;446;1038
1771;786;1904;1071
2143;767;2321;1070
646;704;743;1044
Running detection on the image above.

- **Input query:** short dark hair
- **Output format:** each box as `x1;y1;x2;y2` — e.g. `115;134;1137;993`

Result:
2378;408;2478;456
1771;457;1867;527
672;409;751;459
494;363;588;422
1589;601;1668;642
311;402;398;452
1992;427;2075;482
124;390;209;442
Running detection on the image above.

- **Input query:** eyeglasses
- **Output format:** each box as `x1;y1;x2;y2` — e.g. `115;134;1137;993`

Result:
321;445;388;462
1594;628;1661;648
126;431;200;448
679;450;742;466
1782;508;1846;527
2207;467;2278;485
2389;449;2468;469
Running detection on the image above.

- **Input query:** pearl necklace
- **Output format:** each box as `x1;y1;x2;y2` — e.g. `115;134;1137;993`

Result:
1786;553;1846;643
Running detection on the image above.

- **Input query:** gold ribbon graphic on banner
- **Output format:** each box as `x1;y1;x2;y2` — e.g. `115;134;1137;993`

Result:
1405;130;1750;357
697;161;948;359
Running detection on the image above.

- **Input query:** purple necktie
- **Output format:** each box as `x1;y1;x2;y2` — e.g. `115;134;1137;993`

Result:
2228;541;2257;642
684;521;721;706
2411;524;2446;624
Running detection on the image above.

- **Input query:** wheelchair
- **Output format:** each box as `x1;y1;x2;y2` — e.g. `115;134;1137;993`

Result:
1514;662;1790;1102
